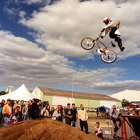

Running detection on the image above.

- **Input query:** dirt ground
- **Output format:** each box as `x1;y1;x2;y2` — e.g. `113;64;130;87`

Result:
0;119;101;140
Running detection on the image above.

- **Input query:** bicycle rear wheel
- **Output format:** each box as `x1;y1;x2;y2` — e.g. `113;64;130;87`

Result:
101;49;116;63
81;37;95;50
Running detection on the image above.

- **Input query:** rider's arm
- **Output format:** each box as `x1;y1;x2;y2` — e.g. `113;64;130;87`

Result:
100;21;114;37
104;21;114;29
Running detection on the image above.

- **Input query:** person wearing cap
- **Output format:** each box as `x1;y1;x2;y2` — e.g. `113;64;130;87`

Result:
2;98;12;126
64;103;72;125
78;104;89;134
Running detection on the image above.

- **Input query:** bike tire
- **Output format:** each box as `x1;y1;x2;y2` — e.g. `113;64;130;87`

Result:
129;136;139;140
81;37;95;50
101;50;116;63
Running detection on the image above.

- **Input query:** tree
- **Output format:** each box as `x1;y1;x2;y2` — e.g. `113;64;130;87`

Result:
122;99;130;107
0;91;7;96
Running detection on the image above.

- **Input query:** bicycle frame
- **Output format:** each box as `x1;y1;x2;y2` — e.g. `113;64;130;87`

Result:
93;36;109;57
81;34;117;63
94;35;107;49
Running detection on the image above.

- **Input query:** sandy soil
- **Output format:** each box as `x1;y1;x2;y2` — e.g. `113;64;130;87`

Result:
0;119;101;140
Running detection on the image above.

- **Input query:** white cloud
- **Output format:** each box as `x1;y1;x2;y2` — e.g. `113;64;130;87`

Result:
19;0;140;59
24;0;43;5
0;30;131;93
3;7;18;17
90;80;140;94
19;11;27;19
1;0;140;94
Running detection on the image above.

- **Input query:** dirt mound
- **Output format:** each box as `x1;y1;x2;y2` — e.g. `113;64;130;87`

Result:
0;119;100;140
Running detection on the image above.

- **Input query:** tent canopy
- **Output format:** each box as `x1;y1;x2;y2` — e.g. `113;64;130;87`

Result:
110;90;140;102
0;84;34;101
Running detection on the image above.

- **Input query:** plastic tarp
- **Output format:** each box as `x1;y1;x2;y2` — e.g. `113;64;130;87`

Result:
110;90;140;102
0;84;34;101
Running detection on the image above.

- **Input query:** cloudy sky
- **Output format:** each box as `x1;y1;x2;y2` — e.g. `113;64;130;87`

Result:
0;0;140;95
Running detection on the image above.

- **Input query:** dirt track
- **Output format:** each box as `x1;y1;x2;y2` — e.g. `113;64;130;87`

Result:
0;119;101;140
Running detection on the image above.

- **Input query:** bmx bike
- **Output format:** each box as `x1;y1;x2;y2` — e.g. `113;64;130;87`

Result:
81;34;117;63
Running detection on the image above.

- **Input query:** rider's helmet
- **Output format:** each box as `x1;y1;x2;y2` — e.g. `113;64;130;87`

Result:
102;17;110;24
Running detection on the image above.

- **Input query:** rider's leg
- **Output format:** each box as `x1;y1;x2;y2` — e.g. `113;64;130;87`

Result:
109;29;125;52
109;27;116;38
114;35;125;52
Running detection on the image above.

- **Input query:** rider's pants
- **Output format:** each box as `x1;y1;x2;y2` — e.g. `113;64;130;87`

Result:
109;27;122;50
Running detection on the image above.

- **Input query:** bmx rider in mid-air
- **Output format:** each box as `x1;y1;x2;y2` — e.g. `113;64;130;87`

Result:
101;17;125;52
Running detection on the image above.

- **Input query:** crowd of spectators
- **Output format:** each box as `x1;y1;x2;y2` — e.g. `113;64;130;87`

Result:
1;98;139;139
0;99;82;126
0;98;51;126
0;98;92;135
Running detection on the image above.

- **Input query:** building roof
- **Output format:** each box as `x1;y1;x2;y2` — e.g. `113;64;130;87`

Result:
38;87;120;102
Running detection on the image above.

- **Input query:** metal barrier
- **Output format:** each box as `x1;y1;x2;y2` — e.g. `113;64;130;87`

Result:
121;115;140;140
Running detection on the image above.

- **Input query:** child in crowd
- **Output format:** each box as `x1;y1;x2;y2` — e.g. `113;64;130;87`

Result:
8;106;20;125
94;122;103;139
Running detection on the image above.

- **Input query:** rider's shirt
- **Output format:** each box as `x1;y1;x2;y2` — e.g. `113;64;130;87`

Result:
102;20;114;37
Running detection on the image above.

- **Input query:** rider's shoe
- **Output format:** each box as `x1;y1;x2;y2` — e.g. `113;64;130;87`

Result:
111;42;116;47
120;47;125;52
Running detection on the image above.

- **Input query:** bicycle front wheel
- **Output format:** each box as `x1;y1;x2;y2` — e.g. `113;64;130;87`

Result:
81;37;95;50
101;50;116;63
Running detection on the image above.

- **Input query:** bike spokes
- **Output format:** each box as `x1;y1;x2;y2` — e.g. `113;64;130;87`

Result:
101;50;116;63
81;37;95;50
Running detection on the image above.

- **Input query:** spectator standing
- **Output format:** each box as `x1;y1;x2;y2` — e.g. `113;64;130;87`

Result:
18;100;25;121
64;103;72;125
27;100;33;119
50;107;55;117
41;105;49;117
71;103;77;127
52;105;61;121
57;105;63;122
31;99;41;119
37;100;43;115
1;100;5;107
78;104;89;134
0;103;2;125
2;98;12;126
110;105;121;138
8;106;20;125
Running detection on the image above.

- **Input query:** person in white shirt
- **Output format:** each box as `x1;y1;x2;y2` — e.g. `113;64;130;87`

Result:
78;104;88;134
52;106;62;121
101;17;125;52
94;122;103;139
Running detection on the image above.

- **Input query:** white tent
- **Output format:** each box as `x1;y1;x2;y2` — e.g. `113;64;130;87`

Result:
110;90;140;102
0;84;34;101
